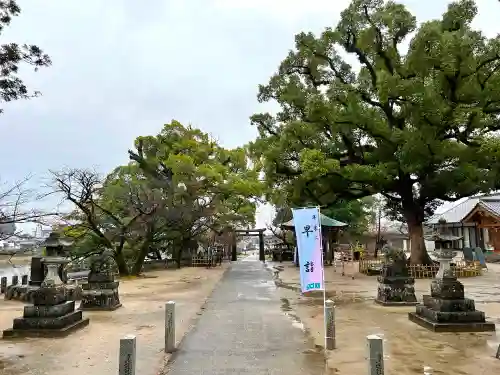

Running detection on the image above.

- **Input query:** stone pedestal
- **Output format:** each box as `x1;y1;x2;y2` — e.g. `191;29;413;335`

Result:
2;283;90;338
375;254;417;306
79;272;121;311
375;271;417;306
409;249;495;332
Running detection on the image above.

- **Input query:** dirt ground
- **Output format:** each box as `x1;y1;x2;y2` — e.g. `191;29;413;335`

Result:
0;264;228;375
274;261;500;375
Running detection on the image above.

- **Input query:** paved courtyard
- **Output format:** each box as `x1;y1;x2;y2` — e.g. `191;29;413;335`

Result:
166;254;325;375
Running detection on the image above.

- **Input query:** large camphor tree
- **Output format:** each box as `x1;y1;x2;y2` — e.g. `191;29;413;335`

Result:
250;0;500;264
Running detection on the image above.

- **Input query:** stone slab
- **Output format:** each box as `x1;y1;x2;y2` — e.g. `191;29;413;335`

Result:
79;303;122;311
422;295;476;312
24;301;76;318
415;305;485;323
87;272;115;283
2;317;89;338
408;312;496;332
374;299;418;306
430;278;464;300
31;286;67;305
377;276;415;285
13;310;83;330
81;281;119;290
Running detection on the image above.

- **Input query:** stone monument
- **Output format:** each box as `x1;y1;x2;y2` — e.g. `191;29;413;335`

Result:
79;251;121;311
375;246;417;306
2;232;89;338
5;232;78;303
408;219;495;332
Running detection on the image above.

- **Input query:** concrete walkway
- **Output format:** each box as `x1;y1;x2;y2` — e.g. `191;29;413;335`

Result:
166;253;325;375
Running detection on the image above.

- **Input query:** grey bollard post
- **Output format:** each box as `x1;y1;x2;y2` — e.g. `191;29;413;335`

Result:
11;275;18;285
21;275;28;285
325;299;336;350
0;277;6;293
367;335;384;375
423;366;433;375
165;301;176;353
496;343;500;359
118;334;136;375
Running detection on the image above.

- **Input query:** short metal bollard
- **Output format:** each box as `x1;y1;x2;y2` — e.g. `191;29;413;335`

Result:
118;334;136;375
367;334;384;375
0;277;6;293
165;301;176;353
11;275;18;285
325;299;335;350
496;343;500;359
423;366;433;375
21;275;28;285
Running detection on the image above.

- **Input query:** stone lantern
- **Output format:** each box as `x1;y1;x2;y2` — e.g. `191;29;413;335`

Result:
2;231;89;338
408;218;495;332
41;232;72;285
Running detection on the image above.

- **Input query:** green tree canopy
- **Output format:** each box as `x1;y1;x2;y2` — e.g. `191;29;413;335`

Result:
0;1;51;112
54;121;263;275
249;0;500;264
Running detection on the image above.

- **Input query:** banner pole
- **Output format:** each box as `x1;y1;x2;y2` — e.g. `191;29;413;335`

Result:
317;206;327;353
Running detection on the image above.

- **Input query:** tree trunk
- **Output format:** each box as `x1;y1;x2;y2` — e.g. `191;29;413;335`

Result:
405;215;433;265
114;250;130;276
131;243;150;276
131;228;154;276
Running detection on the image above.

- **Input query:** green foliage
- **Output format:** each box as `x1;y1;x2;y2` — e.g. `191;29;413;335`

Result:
0;1;51;112
129;120;262;235
249;0;500;262
54;121;263;275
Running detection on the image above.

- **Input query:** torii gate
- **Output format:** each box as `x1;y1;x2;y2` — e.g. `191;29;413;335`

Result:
231;228;266;262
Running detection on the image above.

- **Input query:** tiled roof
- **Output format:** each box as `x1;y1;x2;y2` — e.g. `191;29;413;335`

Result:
479;199;500;217
426;193;500;224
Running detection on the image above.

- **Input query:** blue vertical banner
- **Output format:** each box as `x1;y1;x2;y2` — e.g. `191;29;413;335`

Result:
292;207;324;293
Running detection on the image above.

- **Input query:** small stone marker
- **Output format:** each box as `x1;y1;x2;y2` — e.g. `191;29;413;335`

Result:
0;277;6;293
21;275;28;285
11;275;18;285
325;299;335;350
165;301;176;353
423;366;433;375
367;335;384;375
119;334;136;375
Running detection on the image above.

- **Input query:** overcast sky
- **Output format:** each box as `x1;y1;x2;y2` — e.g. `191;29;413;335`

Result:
0;0;498;230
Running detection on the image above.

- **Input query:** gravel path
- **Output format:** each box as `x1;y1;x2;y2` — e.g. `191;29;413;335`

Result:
166;254;325;375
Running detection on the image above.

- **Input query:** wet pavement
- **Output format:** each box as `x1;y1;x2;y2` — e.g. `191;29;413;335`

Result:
165;253;325;375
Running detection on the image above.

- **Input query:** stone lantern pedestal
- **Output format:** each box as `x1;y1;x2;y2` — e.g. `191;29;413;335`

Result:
79;271;121;311
79;251;121;311
2;256;89;338
408;249;495;332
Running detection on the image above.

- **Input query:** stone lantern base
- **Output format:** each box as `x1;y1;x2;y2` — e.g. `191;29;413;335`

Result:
2;285;89;338
408;277;496;332
79;272;121;311
375;275;418;306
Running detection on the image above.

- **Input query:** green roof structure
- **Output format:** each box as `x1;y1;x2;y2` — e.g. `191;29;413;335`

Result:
280;212;347;229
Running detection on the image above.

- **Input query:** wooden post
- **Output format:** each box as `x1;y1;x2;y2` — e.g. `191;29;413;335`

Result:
367;335;384;375
118;334;136;375
325;299;335;350
165;301;176;353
